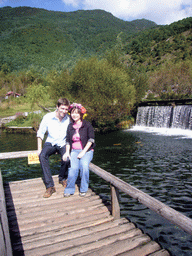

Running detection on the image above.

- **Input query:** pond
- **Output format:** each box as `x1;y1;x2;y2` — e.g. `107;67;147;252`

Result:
0;128;192;256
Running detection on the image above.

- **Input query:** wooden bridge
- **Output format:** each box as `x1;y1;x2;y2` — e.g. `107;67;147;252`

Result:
1;151;192;256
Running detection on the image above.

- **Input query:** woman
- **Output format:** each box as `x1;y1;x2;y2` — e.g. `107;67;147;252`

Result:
63;103;95;197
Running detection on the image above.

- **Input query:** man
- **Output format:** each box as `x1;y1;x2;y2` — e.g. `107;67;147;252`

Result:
37;98;70;198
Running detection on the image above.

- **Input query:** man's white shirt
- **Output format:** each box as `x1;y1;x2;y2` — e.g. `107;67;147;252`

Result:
37;111;70;147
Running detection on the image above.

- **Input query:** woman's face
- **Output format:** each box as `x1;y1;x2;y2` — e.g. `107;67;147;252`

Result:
71;109;81;123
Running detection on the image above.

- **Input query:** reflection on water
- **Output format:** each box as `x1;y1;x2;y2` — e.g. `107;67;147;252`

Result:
0;129;192;256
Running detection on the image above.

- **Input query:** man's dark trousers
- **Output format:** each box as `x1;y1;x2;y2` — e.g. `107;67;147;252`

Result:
39;142;69;188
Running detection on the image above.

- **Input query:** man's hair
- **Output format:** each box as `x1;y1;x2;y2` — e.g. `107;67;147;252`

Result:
57;98;70;107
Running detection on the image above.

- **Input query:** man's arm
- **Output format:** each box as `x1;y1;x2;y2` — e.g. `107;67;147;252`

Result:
37;137;43;155
36;113;49;154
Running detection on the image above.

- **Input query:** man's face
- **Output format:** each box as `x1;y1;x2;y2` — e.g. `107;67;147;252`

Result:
57;104;69;118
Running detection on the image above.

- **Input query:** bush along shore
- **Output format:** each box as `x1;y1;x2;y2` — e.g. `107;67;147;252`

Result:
0;110;135;134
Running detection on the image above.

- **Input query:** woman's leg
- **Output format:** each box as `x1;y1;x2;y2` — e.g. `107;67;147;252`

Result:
64;150;80;195
79;150;93;193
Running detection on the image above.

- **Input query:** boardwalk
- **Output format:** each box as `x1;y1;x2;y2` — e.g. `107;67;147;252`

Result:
3;175;170;256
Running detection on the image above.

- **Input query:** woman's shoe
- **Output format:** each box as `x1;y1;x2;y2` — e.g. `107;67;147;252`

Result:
79;192;86;197
64;193;71;197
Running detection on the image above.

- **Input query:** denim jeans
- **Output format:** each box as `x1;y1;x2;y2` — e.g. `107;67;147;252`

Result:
39;142;70;188
64;149;94;194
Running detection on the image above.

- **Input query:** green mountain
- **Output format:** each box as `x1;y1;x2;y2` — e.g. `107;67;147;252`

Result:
124;17;192;71
0;6;157;72
123;17;192;101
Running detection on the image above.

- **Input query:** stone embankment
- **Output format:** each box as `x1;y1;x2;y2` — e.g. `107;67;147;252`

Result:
0;115;16;127
0;115;35;133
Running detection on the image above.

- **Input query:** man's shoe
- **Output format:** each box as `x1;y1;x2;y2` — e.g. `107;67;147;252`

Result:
59;179;67;188
43;187;56;198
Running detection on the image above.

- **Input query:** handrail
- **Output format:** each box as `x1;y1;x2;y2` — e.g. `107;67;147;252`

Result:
0;151;192;235
89;163;192;235
0;171;13;256
0;150;38;160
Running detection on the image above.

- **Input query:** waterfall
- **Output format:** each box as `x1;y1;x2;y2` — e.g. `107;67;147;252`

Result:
136;105;192;130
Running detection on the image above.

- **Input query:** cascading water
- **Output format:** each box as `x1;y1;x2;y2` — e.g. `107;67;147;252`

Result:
172;105;192;129
136;106;173;128
136;105;192;130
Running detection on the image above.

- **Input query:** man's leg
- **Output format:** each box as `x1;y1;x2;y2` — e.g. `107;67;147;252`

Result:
39;142;57;189
57;145;70;183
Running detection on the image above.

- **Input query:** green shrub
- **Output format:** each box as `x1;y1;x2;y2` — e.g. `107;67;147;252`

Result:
69;57;136;130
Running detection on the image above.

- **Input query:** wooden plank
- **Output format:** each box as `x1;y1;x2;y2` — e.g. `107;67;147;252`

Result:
14;212;112;238
21;218;130;245
116;240;161;255
7;197;103;218
25;228;144;256
149;249;171;256
55;233;151;256
18;220;136;252
9;205;110;232
89;163;192;235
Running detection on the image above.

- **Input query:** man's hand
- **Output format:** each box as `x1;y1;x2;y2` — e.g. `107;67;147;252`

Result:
63;153;70;162
37;150;41;156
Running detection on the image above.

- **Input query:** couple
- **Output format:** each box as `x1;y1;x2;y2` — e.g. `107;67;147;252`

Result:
37;98;95;198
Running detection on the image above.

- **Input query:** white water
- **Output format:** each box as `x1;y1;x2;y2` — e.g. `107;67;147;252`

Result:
131;125;192;139
134;105;192;138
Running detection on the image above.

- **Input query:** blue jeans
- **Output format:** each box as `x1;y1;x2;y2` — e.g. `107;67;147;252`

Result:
64;150;94;194
39;142;70;188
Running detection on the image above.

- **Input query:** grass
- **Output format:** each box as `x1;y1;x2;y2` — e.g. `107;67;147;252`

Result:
0;97;51;118
5;112;45;129
0;97;55;130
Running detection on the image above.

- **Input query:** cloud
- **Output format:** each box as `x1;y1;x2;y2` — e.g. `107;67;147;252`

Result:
62;0;192;24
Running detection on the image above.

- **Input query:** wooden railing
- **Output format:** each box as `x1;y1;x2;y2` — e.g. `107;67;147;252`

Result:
0;171;12;256
89;163;192;235
0;150;192;237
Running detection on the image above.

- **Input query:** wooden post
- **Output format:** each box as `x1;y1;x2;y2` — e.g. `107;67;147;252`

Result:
0;171;13;256
110;184;120;219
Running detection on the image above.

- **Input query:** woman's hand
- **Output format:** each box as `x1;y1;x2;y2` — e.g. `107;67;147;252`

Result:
78;141;93;159
77;150;86;159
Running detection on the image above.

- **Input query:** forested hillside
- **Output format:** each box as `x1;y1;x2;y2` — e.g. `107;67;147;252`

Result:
0;6;156;72
124;17;192;101
0;7;192;130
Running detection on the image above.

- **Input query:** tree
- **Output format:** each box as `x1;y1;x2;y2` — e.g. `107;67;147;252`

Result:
69;57;136;129
26;83;50;110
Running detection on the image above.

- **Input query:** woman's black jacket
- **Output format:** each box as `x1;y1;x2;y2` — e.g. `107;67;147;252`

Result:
66;120;95;151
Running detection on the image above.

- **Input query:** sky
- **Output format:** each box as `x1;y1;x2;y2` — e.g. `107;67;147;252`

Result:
0;0;192;25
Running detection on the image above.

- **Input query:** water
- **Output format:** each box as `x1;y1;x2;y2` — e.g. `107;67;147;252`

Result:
0;129;192;255
136;105;192;130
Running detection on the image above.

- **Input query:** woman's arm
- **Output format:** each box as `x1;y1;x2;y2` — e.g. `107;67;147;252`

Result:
77;141;92;159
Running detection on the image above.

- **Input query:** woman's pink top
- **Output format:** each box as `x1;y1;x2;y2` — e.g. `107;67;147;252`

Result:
72;122;83;150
